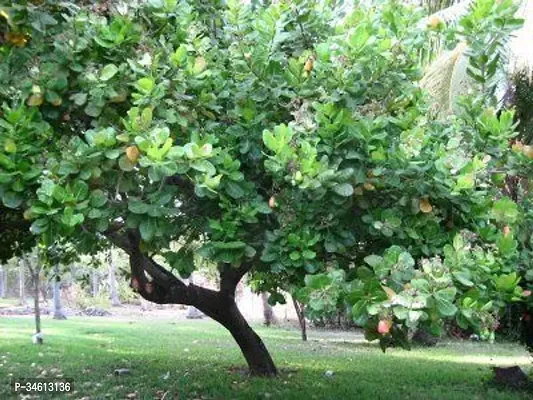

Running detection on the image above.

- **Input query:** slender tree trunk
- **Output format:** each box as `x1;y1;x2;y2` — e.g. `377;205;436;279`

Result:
107;251;121;307
0;265;5;298
213;301;277;376
53;265;66;320
293;298;307;341
261;292;275;327
34;272;43;344
91;270;99;297
25;256;43;345
18;263;25;305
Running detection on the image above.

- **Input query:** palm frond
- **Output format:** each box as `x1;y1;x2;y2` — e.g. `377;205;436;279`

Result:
419;42;468;114
421;0;532;113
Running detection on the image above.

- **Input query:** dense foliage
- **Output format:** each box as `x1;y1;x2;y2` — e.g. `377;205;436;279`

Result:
0;0;532;358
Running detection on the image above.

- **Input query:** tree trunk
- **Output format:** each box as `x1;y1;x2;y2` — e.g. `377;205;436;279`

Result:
293;298;307;341
214;301;277;376
91;270;99;297
109;231;278;376
261;292;275;327
18;264;25;305
0;265;5;298
31;264;43;345
52;265;67;320
107;251;121;307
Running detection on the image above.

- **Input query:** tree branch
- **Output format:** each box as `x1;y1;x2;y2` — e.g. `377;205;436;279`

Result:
219;260;255;297
104;226;253;320
104;230;132;255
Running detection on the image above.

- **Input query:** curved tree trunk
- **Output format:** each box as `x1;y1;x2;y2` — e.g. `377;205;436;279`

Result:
206;300;277;376
105;229;278;376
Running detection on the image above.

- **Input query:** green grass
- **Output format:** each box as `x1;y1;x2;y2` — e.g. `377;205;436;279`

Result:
0;317;531;399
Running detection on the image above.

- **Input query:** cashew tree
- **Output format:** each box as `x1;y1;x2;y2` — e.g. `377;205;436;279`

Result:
1;0;531;376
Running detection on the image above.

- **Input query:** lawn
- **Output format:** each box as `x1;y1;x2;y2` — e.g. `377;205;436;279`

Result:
0;317;531;399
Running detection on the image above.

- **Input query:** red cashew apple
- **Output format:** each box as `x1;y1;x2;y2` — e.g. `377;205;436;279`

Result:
377;320;391;335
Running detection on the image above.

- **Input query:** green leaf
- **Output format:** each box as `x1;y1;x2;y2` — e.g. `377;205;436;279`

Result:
352;300;368;321
30;218;49;234
100;64;119;81
494;272;520;292
165;248;196;278
71;181;89;201
105;149;121;160
45;90;62;106
225;181;245;199
455;174;475;190
434;287;457;316
140;218;156;241
85;102;102;117
119;155;135;172
333;183;354;197
304;274;331;289
61;206;84;227
58;161;78;176
492;197;518;224
364;255;383;268
289;251;301;261
2;191;23;208
128;201;149;214
262;130;277;152
349;25;370;51
4;139;17;154
71;93;87;106
171;44;188;67
302;249;316;260
137;77;154;94
452;270;474;287
52;185;67;202
496;233;518;256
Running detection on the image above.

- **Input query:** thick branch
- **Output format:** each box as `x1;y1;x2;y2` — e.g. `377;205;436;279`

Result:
219;260;255;296
104;230;132;255
105;227;255;324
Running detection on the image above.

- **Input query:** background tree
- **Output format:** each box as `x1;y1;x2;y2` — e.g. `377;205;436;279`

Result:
261;292;276;327
52;264;67;319
1;0;531;376
292;298;307;341
18;263;26;306
0;264;5;298
107;249;121;307
22;250;44;344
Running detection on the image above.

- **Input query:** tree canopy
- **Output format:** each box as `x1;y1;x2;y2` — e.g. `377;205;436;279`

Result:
1;0;532;375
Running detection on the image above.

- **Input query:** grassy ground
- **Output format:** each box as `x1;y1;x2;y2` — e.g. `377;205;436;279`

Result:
0;317;532;399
